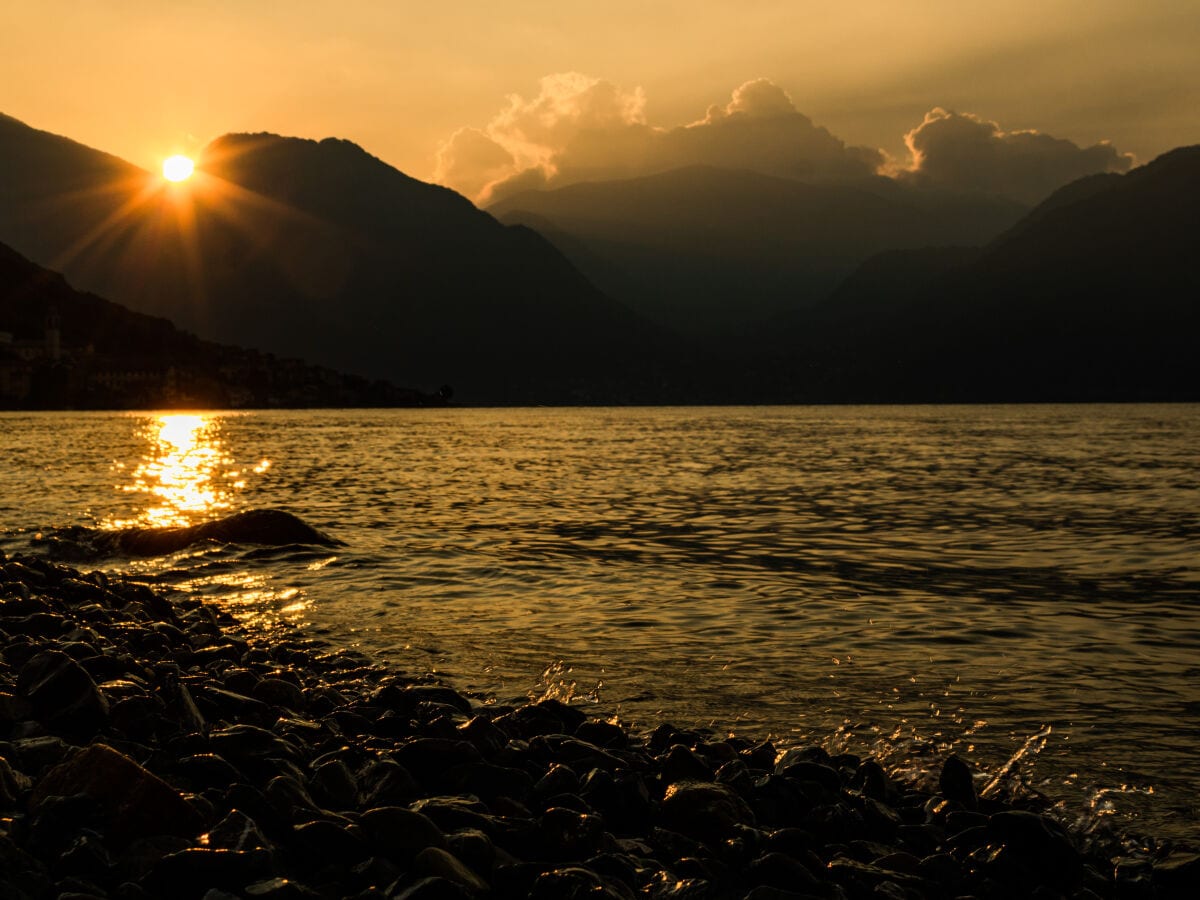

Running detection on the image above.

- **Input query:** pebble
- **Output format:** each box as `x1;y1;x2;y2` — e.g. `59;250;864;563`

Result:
0;550;1189;899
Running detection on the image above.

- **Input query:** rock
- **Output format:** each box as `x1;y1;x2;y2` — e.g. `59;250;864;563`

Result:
529;865;634;900
747;851;820;891
254;678;307;712
661;744;714;784
937;755;977;810
659;781;756;844
1154;850;1200;893
412;846;489;893
99;510;340;557
205;809;272;852
31;743;204;847
395;738;484;782
445;761;534;802
779;761;842;795
310;758;360;810
359;806;447;863
0;754;32;805
987;809;1079;879
390;877;472;900
145;847;275;898
359;759;421;807
244;878;321;899
541;806;610;861
17;649;109;737
293;819;369;867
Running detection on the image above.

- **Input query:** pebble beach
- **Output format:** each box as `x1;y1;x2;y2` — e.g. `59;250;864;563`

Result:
1;550;1196;900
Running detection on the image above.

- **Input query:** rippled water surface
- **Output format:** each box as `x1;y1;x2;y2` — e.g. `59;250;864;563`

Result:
1;405;1198;841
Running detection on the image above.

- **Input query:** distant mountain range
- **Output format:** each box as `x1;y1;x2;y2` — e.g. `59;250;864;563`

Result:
0;241;439;409
0;115;674;403
1;111;1196;404
761;145;1200;401
490;166;1026;340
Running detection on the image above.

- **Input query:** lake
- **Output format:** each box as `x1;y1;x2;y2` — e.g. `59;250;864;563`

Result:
1;404;1197;843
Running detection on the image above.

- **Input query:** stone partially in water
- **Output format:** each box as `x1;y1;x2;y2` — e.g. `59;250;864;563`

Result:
85;509;341;558
938;754;977;810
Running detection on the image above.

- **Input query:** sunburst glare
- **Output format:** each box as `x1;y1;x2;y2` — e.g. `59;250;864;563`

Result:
162;154;195;182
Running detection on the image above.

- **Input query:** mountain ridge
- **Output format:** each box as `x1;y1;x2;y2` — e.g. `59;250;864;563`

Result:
0;114;677;402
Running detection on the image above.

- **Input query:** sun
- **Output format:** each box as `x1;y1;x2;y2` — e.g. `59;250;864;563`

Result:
162;154;195;182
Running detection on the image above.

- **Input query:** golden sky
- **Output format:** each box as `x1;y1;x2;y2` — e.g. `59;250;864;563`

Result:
4;1;1197;183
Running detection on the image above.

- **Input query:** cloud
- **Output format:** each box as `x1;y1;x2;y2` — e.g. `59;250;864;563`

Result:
434;78;1133;208
432;128;515;203
660;79;884;183
895;108;1134;203
435;74;882;204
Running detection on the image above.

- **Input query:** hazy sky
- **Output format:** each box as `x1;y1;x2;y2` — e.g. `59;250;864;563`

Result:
4;1;1197;184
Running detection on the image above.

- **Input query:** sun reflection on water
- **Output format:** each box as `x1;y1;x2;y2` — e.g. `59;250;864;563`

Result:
112;414;235;528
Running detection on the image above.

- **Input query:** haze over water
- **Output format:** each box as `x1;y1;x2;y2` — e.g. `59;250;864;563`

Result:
1;405;1197;843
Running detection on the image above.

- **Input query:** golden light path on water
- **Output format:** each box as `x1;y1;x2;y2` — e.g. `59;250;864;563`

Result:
104;413;310;626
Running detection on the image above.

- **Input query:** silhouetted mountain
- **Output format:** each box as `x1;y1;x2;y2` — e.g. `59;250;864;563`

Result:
768;146;1200;401
489;165;1025;340
0;241;439;409
0;115;676;402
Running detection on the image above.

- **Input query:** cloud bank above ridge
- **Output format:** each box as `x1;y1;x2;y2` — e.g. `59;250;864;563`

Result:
434;74;1134;207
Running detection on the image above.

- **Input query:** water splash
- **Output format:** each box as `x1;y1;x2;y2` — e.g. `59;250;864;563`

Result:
981;724;1054;800
531;660;603;705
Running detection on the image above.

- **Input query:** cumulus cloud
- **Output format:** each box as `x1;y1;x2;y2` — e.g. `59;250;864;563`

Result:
894;108;1134;203
434;78;1133;208
432;128;515;204
435;74;881;204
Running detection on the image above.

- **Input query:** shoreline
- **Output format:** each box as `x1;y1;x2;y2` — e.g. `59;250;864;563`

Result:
1;551;1195;899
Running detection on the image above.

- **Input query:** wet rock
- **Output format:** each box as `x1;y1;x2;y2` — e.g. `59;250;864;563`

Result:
529;865;634;900
660;781;756;844
0;754;32;805
209;724;297;760
391;877;472;900
937;754;977;810
534;762;581;799
293;819;369;867
1153;850;1200;894
359;758;420;806
254;677;307;711
359;806;447;863
575;719;627;749
309;757;359;810
244;878;321;899
541;806;610;861
205;809;272;852
445;829;495;879
457;715;508;756
779;761;842;796
395;738;484;782
529;734;624;772
987;809;1079;880
32;743;204;847
747;851;821;891
662;744;715;784
173;753;245;791
145;847;275;898
412;846;489;893
411;797;495;834
264;774;321;824
17;649;109;737
498;699;586;738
